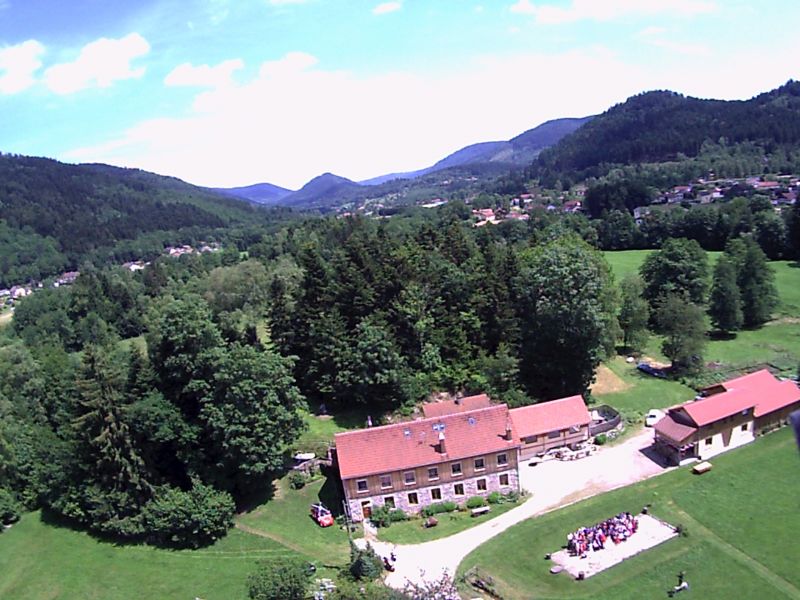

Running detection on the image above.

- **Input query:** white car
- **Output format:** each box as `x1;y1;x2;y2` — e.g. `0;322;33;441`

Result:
645;409;665;427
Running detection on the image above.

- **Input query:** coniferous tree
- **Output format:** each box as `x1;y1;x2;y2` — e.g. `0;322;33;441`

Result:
708;256;743;333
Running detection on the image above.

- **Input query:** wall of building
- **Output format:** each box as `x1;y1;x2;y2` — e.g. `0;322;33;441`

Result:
346;468;520;522
755;401;800;434
342;448;519;500
519;425;588;460
694;414;754;460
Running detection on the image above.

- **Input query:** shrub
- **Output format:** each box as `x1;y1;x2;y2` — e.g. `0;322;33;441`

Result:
349;541;383;581
370;505;408;527
504;490;521;503
420;501;458;518
486;491;503;505
465;496;487;509
248;557;310;600
0;488;20;526
595;433;608;445
142;480;235;548
288;471;307;490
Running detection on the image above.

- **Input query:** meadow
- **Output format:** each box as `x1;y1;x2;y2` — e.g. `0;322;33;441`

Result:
456;427;800;600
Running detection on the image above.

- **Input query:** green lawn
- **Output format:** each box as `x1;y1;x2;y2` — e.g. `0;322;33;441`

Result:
376;500;522;545
598;356;695;422
0;512;301;600
236;475;351;566
457;427;800;600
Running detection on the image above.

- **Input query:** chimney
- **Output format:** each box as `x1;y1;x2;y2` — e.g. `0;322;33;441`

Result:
505;418;514;441
438;431;446;454
454;396;461;405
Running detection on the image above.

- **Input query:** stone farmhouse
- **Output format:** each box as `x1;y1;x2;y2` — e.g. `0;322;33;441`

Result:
335;394;592;521
653;370;800;464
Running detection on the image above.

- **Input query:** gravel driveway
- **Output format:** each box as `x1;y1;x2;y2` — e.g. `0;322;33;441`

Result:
360;426;672;590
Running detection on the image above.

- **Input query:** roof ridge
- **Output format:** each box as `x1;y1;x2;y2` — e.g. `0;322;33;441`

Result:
334;403;510;438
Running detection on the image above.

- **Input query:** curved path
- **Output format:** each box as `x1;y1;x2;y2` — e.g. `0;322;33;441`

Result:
357;427;672;589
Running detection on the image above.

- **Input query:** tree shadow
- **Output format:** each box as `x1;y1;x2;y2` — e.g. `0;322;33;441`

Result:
39;508;148;549
708;330;737;341
317;466;344;516
236;478;278;514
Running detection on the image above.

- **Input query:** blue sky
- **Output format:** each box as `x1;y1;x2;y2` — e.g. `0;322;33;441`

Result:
1;0;798;189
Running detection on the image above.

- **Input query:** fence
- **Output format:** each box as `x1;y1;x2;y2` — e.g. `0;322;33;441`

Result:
589;404;621;436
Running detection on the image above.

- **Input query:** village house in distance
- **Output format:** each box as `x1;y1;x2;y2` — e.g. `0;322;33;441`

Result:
653;369;800;464
335;394;591;521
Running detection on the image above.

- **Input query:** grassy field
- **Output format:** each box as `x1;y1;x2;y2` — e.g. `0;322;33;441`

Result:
376;499;522;545
0;512;302;600
236;475;351;566
604;251;800;379
457;427;800;600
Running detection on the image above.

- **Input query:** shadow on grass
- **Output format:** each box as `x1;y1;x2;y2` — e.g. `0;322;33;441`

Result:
708;330;738;341
317;468;344;516
236;478;278;514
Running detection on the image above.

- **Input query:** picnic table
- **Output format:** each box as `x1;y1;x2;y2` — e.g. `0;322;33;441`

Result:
471;505;491;517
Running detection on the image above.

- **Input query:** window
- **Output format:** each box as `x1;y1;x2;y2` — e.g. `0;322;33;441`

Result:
427;467;439;481
451;462;463;476
547;430;561;439
497;453;508;466
384;496;395;508
431;488;442;501
356;479;368;493
499;473;509;486
525;435;538;443
477;478;487;491
741;423;748;432
454;483;465;496
705;437;713;446
379;475;392;489
404;471;416;485
474;457;485;471
408;492;419;505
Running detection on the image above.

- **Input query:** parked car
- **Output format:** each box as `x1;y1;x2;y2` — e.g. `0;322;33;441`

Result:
645;409;665;427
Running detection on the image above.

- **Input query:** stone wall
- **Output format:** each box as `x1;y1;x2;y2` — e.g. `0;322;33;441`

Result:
346;468;519;522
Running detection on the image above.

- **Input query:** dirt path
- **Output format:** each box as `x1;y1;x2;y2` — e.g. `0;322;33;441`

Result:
359;427;672;590
234;522;310;556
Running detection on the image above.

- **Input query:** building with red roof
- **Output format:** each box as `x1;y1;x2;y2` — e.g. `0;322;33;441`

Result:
421;394;492;418
508;395;591;459
335;404;521;522
654;369;800;464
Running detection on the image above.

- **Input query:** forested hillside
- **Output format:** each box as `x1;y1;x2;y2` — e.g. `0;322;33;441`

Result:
534;80;800;184
0;155;273;285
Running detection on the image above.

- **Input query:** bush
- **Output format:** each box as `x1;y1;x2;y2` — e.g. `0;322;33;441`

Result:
0;488;20;526
595;433;608;445
248;557;310;600
465;495;487;509
370;505;408;528
486;491;503;505
504;490;521;503
141;480;235;548
420;501;458;518
288;471;307;490
349;541;383;581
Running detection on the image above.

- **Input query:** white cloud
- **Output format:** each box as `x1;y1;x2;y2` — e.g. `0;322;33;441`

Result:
164;59;244;88
372;2;401;15
635;26;710;56
268;0;307;5
511;0;716;24
43;33;150;95
0;39;45;94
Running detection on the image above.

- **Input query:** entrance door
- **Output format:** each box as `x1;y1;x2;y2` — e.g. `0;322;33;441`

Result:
361;501;372;519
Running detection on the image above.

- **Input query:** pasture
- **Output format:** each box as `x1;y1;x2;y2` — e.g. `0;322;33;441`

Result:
457;427;800;600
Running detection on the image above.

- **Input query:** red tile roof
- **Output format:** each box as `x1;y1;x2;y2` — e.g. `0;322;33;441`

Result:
422;394;492;418
679;369;799;426
754;380;800;417
654;413;697;444
335;405;519;480
508;395;590;438
678;390;756;427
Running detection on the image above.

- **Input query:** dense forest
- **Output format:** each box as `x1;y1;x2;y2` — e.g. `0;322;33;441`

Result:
0;154;292;286
0;193;792;547
534;80;800;186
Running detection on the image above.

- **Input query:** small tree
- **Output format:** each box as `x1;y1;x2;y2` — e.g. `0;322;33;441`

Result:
349;541;384;581
618;275;650;352
708;256;743;333
247;557;309;600
655;294;706;374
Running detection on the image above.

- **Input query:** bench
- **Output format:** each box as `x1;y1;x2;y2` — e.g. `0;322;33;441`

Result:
470;505;491;517
692;461;713;474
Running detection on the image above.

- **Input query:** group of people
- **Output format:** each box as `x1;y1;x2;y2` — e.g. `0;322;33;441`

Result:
566;512;639;557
